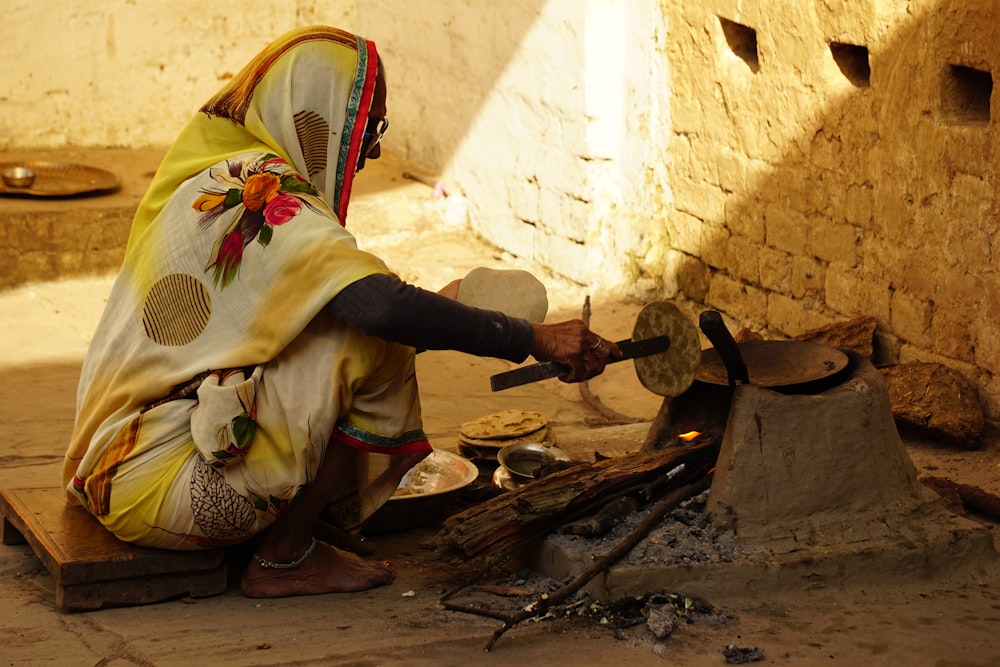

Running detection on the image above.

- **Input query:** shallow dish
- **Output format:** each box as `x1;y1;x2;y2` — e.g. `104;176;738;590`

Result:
493;465;529;491
365;449;479;533
389;448;479;500
0;161;120;197
497;442;571;481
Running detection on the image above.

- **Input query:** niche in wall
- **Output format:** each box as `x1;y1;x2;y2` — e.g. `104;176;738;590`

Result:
940;64;993;124
719;17;759;73
830;42;870;87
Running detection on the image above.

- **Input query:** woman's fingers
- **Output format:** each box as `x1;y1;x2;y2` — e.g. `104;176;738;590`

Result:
530;321;622;383
574;335;622;382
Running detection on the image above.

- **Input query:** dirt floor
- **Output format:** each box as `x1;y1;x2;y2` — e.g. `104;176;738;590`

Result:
2;153;999;666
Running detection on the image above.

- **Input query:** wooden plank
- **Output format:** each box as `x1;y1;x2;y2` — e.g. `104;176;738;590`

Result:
57;566;229;611
0;487;227;610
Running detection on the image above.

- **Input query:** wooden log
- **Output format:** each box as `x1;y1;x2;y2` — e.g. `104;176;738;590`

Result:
920;476;1000;523
883;363;985;449
434;440;719;560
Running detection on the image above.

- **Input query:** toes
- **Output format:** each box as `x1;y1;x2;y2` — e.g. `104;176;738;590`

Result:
373;561;396;585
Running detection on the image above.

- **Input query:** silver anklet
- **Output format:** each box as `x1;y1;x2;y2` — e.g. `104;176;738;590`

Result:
253;537;317;570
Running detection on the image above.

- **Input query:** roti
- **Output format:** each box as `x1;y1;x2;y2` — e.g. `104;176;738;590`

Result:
458;429;557;462
459;409;548;441
458;426;554;450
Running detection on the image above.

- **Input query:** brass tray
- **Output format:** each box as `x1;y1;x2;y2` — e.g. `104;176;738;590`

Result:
0;161;120;197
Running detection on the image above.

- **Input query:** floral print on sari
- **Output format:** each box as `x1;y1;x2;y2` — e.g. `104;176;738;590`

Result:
193;154;323;288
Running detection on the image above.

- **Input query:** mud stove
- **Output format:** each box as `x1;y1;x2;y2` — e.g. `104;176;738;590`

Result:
532;342;998;603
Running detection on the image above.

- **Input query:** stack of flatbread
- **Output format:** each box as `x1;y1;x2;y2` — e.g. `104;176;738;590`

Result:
457;409;555;461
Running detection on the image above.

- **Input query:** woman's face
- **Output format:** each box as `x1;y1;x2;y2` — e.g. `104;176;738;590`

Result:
369;67;387;149
357;67;388;172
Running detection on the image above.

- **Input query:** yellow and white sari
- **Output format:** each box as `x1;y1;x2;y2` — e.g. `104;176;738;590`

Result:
63;26;430;549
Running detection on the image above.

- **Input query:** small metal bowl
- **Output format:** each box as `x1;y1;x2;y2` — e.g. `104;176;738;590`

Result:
497;442;571;481
2;166;36;188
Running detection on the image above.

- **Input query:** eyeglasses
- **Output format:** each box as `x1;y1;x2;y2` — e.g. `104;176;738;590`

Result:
360;117;388;159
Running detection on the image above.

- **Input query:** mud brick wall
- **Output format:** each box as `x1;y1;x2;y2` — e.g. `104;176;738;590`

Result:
374;0;1000;420
661;0;1000;419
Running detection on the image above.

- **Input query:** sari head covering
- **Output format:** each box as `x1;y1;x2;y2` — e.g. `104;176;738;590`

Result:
64;27;430;549
132;25;375;239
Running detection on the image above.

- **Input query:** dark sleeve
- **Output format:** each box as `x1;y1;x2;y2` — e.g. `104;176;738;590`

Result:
325;273;536;363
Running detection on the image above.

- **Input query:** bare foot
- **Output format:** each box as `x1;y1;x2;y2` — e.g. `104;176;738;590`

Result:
240;540;395;598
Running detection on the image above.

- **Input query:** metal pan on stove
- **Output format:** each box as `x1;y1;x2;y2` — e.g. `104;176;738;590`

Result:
696;311;849;391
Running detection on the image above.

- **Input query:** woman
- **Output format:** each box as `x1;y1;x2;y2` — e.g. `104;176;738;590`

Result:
63;26;620;598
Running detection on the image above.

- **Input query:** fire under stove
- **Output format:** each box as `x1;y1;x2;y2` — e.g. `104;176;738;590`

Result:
531;337;998;603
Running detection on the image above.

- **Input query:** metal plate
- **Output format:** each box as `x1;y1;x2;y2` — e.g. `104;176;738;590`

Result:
696;340;849;388
0;161;120;197
632;301;701;397
387;449;479;501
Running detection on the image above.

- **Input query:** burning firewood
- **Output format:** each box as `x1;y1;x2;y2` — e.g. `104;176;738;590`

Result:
431;403;720;651
556;495;641;536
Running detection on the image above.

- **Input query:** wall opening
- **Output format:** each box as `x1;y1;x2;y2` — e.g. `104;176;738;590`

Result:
830;42;870;88
940;64;993;125
719;17;759;73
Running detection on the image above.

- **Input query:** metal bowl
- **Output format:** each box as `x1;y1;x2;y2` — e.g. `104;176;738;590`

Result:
2;166;36;188
497;442;571;481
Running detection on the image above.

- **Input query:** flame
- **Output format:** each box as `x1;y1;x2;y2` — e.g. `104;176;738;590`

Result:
678;430;701;442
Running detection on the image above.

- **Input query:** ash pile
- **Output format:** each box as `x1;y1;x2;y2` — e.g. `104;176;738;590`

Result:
547;490;745;569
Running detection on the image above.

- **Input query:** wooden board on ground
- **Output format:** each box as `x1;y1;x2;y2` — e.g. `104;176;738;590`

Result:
0;487;227;612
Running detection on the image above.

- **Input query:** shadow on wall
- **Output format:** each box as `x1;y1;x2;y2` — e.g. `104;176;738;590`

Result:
663;1;999;415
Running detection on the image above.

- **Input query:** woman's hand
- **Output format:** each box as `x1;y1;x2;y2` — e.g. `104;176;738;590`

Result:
530;320;623;383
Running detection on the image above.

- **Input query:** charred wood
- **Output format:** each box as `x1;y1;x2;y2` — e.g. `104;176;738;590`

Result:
920;475;1000;523
433;440;720;561
444;475;713;651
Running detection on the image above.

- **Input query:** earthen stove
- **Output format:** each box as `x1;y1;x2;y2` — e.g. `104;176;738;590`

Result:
532;353;998;603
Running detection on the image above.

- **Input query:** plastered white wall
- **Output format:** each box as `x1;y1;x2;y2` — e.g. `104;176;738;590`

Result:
359;0;670;289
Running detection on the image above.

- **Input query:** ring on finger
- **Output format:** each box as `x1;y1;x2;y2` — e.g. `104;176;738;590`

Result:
589;339;603;350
